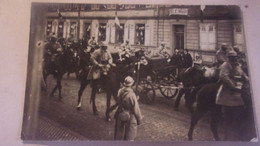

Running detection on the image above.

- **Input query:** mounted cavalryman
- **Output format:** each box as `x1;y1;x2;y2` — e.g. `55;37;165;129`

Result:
87;42;115;115
216;49;249;140
44;36;63;71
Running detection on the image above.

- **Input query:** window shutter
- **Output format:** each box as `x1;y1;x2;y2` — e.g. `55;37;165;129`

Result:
200;24;208;50
129;24;135;45
145;23;150;46
208;25;216;50
124;23;129;43
106;23;111;43
200;23;216;51
110;23;116;43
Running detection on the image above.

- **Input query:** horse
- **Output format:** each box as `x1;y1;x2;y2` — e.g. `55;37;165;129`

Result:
77;53;135;121
173;66;218;112
187;70;254;141
64;48;80;78
42;52;67;100
42;47;80;100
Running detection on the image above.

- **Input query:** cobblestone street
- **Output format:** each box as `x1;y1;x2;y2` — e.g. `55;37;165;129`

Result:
37;74;224;141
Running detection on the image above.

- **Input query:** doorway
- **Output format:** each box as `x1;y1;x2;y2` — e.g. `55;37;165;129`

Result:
173;25;184;50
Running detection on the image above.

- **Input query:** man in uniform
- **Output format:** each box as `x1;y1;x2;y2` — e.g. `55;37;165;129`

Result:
44;37;63;68
216;43;229;66
88;36;97;51
88;42;115;114
156;42;171;59
119;40;134;60
216;50;248;140
114;76;142;140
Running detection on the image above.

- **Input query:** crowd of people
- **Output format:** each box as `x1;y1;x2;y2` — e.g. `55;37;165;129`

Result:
43;33;253;141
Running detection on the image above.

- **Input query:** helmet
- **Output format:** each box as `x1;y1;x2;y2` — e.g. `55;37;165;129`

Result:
161;42;165;45
227;50;238;57
123;76;135;87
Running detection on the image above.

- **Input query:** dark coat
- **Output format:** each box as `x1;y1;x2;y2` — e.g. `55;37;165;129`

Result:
183;53;193;68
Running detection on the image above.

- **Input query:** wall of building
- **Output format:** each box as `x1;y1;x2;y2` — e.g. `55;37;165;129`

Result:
45;8;244;64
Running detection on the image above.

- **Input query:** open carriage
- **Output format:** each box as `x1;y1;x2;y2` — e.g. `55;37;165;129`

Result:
133;50;179;104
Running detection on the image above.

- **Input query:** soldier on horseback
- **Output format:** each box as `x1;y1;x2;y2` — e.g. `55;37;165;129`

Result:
44;36;63;72
87;42;115;115
216;49;249;140
88;36;97;53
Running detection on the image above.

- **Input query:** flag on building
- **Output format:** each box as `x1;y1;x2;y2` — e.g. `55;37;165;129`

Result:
115;12;122;29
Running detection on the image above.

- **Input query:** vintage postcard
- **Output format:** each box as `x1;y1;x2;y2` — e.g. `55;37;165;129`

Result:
21;2;258;142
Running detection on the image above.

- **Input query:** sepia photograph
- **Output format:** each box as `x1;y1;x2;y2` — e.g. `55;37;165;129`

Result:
20;2;258;142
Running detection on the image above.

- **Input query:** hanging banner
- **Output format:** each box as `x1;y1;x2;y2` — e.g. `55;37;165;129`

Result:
169;8;188;16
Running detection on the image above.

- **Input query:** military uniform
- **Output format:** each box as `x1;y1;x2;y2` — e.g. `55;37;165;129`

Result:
88;46;113;114
114;87;142;140
119;43;134;58
216;61;245;106
156;46;170;58
87;49;113;80
88;38;97;47
216;49;228;65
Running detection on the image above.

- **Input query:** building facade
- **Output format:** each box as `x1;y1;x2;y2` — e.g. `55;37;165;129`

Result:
45;4;244;64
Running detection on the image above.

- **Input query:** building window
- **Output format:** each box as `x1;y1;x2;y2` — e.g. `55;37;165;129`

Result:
136;5;146;9
57;22;64;38
70;22;77;38
235;25;241;33
201;25;206;31
115;24;124;43
100;5;107;10
84;23;91;41
107;4;116;9
234;24;243;47
118;4;125;9
92;4;99;10
135;24;145;45
98;23;107;42
46;21;52;36
82;4;91;10
200;24;216;51
71;4;79;11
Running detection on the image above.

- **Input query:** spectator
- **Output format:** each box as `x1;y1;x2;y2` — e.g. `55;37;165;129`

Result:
183;49;193;68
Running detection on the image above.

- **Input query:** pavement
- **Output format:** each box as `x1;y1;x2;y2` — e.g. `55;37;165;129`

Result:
34;74;240;141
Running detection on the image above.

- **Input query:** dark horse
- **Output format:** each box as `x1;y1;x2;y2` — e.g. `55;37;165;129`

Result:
187;70;255;141
173;66;217;112
65;48;80;78
42;49;79;100
77;53;135;121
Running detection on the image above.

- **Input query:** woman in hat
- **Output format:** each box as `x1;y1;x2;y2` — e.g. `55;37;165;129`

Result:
114;76;142;140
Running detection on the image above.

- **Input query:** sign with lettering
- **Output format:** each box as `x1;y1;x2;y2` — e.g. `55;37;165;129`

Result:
169;8;188;16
